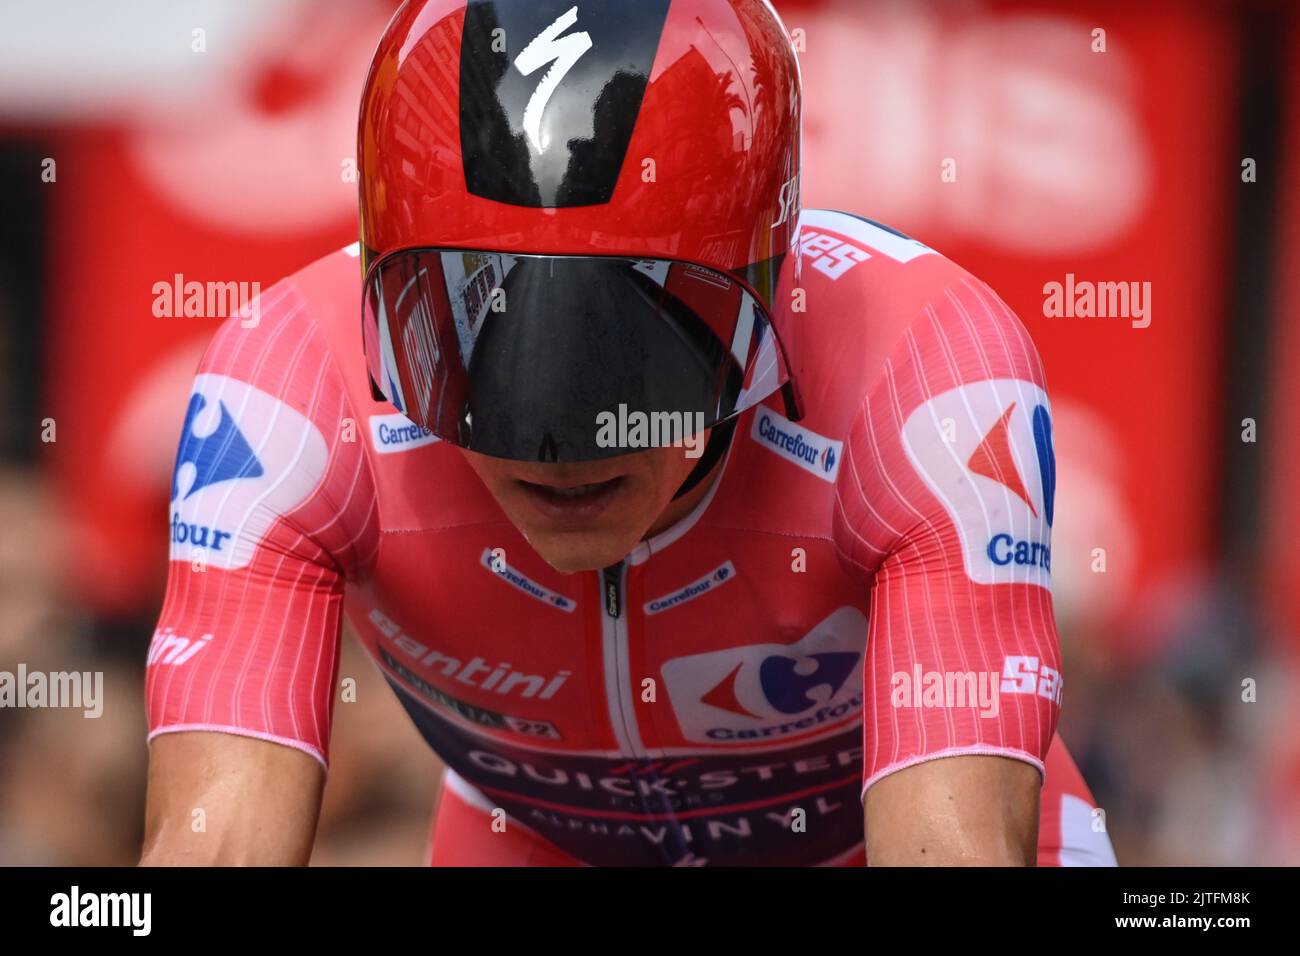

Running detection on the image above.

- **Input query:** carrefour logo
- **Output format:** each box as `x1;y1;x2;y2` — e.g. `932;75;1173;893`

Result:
901;379;1055;587
169;374;327;570
750;409;843;482
369;413;440;455
169;392;263;555
481;549;576;613
643;562;736;616
172;394;263;501
755;652;859;715
987;533;1051;570
660;606;867;744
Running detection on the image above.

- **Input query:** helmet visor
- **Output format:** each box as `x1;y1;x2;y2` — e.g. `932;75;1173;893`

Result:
362;250;791;462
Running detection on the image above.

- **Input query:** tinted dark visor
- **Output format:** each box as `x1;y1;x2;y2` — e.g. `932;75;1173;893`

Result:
363;250;792;462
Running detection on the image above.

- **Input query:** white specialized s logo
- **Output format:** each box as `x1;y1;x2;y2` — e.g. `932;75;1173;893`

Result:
514;6;593;153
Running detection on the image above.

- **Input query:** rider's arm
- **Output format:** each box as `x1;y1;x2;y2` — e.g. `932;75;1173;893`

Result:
864;750;1039;865
141;273;378;865
835;275;1061;865
140;732;324;866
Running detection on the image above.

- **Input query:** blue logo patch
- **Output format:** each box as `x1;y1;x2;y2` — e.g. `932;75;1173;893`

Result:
172;394;264;501
759;652;860;715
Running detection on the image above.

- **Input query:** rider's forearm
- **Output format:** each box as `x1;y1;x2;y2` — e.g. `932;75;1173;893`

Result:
864;754;1040;866
140;731;325;866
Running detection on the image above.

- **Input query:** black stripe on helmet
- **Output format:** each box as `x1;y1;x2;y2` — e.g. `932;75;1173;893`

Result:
459;0;672;208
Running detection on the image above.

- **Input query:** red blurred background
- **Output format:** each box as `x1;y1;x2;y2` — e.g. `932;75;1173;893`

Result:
0;0;1297;864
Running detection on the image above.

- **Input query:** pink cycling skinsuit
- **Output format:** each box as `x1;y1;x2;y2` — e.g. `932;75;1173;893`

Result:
147;209;1118;867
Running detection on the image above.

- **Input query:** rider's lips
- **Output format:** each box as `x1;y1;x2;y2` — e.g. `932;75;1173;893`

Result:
515;476;626;524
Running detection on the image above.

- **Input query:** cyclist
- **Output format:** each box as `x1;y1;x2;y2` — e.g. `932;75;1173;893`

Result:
141;0;1117;866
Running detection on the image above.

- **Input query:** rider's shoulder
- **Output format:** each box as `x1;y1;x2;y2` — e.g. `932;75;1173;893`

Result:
788;210;1034;429
796;209;996;374
205;242;361;346
194;242;374;418
264;243;369;374
287;241;365;286
799;207;978;305
278;242;366;328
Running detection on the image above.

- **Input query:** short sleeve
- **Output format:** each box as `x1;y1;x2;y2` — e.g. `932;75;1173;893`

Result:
834;277;1062;796
145;280;378;768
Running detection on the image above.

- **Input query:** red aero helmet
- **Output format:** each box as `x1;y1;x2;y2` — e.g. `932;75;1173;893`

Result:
358;0;804;463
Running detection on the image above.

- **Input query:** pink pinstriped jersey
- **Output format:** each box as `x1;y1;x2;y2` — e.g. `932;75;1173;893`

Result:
147;209;1116;866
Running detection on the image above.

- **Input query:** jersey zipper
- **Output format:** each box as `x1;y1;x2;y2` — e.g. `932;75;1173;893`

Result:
597;560;645;756
602;563;622;618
